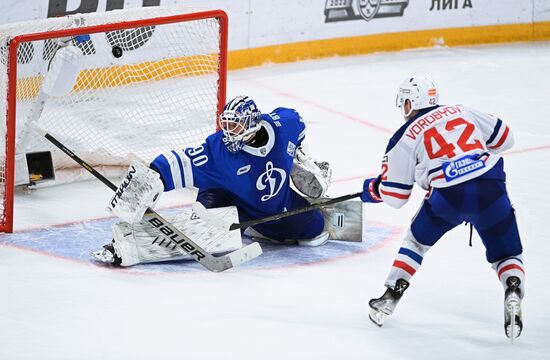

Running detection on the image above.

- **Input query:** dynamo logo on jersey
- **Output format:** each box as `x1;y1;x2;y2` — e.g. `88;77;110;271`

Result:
256;161;287;201
442;155;485;181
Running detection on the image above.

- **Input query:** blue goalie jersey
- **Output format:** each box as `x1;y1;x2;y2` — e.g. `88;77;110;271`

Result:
150;107;306;219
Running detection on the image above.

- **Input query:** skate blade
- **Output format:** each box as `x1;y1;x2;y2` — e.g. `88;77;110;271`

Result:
506;320;522;342
505;301;522;342
369;309;386;327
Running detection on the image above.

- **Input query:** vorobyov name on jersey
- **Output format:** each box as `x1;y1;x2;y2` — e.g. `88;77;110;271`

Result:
406;106;462;140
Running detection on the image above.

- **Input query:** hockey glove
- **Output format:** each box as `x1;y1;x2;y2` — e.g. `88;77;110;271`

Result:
291;145;332;199
361;175;383;203
106;161;164;224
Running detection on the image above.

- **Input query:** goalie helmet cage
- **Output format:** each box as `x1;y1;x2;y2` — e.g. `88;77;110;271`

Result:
0;7;228;233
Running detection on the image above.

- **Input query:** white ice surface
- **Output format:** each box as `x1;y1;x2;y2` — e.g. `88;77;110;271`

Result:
2;42;550;359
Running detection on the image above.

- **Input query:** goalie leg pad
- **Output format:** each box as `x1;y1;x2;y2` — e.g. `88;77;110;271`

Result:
109;206;242;267
112;220;185;267
320;199;363;242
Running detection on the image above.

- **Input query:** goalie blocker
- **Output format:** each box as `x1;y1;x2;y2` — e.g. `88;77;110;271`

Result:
106;161;164;224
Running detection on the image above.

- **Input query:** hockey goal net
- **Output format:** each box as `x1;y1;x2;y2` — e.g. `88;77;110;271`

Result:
0;7;228;232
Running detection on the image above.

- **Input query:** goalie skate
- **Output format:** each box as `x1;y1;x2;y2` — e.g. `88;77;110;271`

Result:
368;279;409;327
504;276;523;342
92;243;121;266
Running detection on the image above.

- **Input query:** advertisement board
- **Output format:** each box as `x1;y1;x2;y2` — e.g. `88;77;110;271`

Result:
0;1;548;68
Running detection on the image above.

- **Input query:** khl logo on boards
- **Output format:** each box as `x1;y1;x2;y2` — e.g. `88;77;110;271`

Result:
324;0;409;23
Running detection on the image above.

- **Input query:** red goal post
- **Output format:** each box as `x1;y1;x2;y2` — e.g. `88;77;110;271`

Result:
0;7;228;232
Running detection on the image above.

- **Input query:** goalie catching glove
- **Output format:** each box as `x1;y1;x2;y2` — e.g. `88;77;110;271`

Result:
106;161;164;224
291;145;332;199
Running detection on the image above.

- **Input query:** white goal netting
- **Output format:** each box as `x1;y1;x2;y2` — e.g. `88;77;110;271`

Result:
0;6;227;231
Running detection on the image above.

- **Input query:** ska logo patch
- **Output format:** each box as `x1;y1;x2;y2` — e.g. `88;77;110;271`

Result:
442;154;485;181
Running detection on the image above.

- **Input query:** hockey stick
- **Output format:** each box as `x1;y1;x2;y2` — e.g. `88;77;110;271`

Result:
42;131;262;272
15;39;83;186
193;192;363;231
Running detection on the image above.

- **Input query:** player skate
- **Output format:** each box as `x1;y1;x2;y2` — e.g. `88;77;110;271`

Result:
368;278;409;327
504;276;523;341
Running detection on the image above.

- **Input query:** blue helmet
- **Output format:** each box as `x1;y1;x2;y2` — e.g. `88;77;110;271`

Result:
219;95;262;153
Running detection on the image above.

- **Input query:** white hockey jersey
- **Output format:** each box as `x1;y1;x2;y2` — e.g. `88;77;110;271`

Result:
378;105;514;209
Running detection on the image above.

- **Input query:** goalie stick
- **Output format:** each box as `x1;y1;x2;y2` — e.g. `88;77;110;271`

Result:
42;131;262;272
17;38;83;155
193;192;363;231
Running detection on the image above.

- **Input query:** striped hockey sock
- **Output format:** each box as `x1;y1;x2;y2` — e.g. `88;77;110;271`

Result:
384;230;431;289
493;255;525;298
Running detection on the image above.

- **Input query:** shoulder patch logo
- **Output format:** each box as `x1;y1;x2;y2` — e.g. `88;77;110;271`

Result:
287;141;296;157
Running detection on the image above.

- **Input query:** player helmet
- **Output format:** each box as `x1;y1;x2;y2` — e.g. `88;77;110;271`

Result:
396;76;439;118
219;95;262;153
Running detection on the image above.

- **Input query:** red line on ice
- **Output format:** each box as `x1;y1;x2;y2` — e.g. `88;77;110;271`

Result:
243;79;394;134
503;144;550;156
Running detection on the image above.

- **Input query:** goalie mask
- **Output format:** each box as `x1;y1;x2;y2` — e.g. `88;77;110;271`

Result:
396;76;439;119
219;95;262;153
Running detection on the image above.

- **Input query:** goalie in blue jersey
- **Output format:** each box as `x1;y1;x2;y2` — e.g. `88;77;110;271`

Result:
94;96;337;266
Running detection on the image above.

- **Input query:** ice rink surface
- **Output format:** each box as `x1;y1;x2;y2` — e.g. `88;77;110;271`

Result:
1;42;550;359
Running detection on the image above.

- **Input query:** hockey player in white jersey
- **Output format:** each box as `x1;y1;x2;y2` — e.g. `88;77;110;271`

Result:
94;95;334;266
361;77;524;340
